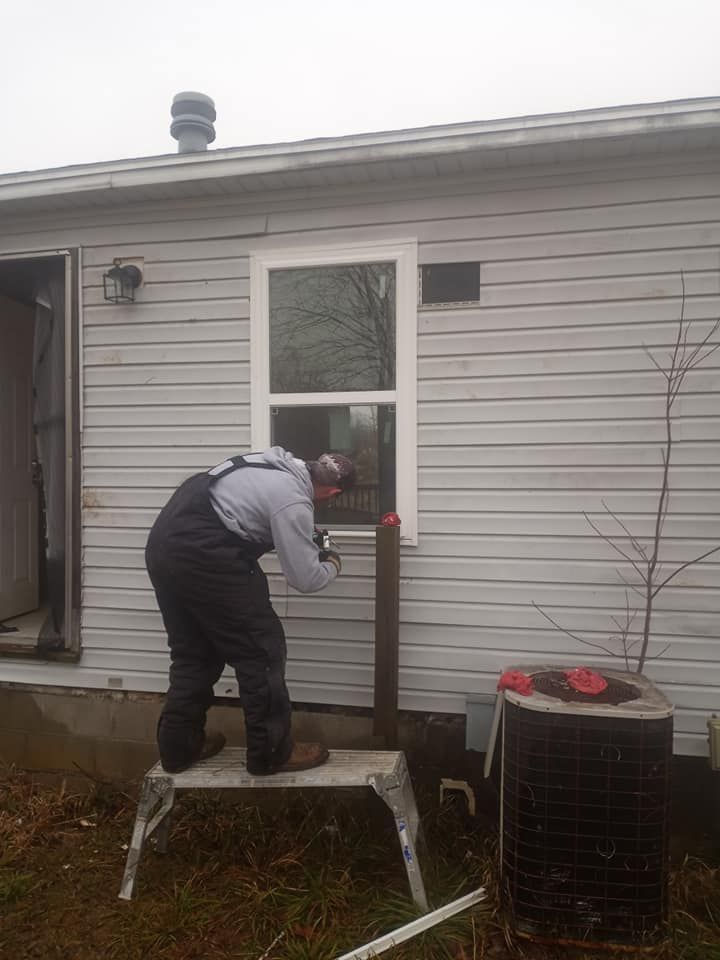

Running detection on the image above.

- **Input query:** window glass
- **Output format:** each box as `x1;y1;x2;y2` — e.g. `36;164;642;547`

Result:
271;404;396;525
269;262;396;392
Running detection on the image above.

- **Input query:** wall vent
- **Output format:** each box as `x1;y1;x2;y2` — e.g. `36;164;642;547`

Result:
419;262;480;307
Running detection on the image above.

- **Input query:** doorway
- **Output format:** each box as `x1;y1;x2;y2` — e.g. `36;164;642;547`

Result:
0;252;79;654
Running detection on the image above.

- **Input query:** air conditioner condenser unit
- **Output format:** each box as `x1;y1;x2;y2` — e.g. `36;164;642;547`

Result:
500;666;673;948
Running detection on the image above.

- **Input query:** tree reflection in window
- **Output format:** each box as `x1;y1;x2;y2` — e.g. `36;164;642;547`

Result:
269;262;396;393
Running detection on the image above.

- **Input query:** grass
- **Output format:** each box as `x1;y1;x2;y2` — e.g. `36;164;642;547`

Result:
0;765;718;959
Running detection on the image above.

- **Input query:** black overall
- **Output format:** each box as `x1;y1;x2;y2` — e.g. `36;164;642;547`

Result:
145;457;293;775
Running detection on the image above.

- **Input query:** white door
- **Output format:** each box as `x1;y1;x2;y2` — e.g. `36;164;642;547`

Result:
0;294;39;621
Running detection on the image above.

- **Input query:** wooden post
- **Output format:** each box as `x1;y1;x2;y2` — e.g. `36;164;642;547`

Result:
374;523;400;746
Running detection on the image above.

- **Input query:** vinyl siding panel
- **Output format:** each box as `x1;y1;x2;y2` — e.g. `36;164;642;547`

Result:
1;151;719;755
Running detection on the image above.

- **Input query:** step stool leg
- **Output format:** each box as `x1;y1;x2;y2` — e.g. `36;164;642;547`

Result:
119;777;164;900
151;787;175;854
400;770;423;848
393;808;428;912
377;774;429;912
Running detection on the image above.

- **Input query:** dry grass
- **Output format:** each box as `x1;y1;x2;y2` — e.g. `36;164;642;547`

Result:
0;766;718;960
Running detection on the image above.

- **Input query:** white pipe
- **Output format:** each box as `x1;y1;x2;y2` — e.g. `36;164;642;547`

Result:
335;887;487;960
483;693;504;779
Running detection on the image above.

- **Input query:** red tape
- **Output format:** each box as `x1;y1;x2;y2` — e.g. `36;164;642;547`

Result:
497;670;534;696
563;667;608;695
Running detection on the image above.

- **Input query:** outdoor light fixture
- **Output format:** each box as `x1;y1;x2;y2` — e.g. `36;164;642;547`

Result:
103;263;143;303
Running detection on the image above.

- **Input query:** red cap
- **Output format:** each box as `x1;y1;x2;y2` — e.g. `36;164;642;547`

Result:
381;512;401;527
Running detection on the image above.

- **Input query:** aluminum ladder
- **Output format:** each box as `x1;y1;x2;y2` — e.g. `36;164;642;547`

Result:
119;748;428;910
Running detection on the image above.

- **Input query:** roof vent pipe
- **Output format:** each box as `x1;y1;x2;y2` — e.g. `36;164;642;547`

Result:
170;92;216;153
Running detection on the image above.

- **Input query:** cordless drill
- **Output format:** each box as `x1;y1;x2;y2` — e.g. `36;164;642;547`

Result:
313;527;339;564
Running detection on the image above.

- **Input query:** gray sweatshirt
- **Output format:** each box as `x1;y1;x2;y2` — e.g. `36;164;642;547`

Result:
208;446;337;594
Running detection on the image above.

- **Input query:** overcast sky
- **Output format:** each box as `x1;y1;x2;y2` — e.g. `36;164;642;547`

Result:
3;0;719;175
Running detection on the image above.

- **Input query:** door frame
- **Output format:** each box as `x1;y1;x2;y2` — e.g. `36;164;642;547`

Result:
0;248;81;658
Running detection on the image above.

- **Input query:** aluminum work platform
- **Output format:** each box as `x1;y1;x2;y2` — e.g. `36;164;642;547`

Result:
119;748;428;909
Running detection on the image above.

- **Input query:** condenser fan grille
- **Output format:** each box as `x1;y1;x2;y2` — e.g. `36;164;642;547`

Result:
502;702;672;945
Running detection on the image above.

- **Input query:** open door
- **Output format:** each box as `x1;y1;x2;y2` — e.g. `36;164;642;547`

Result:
0;294;39;621
0;252;79;652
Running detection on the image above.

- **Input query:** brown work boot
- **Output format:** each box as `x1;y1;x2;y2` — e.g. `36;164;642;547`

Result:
275;741;329;773
162;730;226;774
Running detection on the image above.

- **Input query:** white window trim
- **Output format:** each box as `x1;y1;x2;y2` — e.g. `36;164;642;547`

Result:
250;240;418;546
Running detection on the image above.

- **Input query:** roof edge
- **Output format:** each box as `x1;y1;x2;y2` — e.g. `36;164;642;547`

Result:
2;97;720;204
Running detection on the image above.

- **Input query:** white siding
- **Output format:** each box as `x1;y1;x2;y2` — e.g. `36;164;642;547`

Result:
1;151;719;755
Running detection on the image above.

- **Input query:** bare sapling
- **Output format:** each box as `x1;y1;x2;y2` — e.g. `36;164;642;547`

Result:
534;274;720;672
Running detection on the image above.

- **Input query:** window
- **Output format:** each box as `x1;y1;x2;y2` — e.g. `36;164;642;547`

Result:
251;242;418;544
419;262;480;306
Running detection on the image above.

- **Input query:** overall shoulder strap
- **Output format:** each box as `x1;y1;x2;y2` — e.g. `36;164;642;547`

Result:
208;455;279;482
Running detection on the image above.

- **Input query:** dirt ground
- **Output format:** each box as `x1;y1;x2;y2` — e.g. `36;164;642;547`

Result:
1;765;719;960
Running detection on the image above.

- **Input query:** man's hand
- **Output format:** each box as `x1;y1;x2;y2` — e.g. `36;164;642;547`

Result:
319;549;342;574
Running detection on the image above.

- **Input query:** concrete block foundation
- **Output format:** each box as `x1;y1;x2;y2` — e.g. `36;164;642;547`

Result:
0;683;468;782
